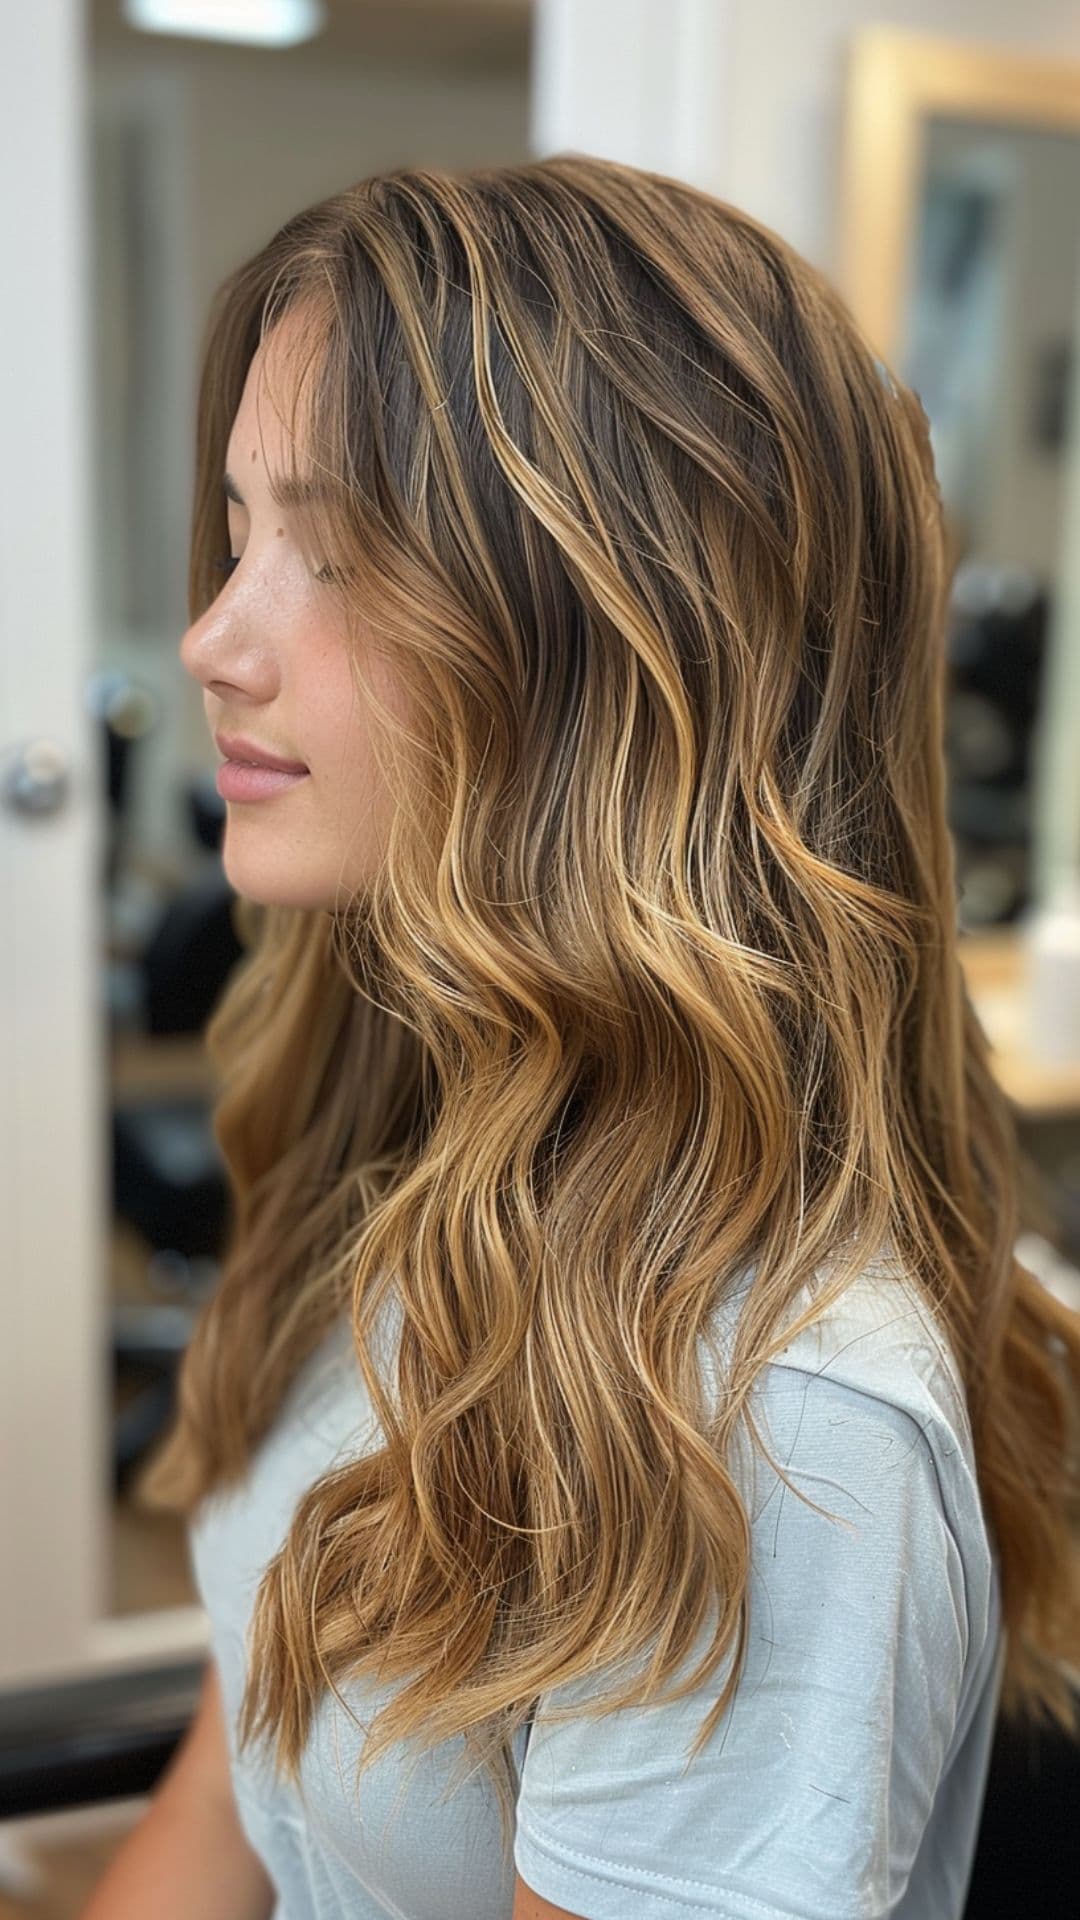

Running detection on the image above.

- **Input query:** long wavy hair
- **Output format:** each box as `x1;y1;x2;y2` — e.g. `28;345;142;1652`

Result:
139;152;1080;1854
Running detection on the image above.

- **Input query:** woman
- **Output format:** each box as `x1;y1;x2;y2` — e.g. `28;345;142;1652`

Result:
96;154;1078;1920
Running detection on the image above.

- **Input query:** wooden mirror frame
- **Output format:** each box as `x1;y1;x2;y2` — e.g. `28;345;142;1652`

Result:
837;25;1080;362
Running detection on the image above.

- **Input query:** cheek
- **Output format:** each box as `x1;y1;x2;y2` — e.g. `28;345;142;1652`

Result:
310;673;383;821
306;632;410;839
302;632;363;767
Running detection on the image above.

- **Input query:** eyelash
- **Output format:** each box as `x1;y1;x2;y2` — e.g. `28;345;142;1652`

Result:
213;554;337;584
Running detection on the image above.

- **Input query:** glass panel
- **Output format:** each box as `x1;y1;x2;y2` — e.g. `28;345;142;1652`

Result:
897;114;1080;931
88;0;532;1617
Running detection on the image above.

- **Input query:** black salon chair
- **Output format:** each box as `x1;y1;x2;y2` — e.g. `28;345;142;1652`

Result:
109;857;242;1491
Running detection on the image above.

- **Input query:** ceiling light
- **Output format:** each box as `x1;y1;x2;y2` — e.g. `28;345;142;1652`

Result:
123;0;326;49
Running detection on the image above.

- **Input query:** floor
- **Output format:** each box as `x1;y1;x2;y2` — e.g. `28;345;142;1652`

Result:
0;1214;200;1917
0;1806;143;1920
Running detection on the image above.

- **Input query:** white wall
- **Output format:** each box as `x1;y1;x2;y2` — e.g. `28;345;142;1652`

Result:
720;0;1080;275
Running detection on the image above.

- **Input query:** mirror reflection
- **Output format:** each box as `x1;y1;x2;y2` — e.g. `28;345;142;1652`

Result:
91;1;531;1619
897;114;1080;929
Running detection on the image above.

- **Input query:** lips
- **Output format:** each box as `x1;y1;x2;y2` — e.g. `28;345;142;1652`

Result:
214;730;308;773
216;760;309;802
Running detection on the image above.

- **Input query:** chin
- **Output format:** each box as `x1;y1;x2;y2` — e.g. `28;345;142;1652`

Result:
220;851;335;913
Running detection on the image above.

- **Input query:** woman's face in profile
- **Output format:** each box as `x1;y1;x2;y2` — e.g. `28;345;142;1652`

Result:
179;306;405;910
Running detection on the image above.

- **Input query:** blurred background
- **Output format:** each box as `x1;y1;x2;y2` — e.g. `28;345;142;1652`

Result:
1;2;1079;1913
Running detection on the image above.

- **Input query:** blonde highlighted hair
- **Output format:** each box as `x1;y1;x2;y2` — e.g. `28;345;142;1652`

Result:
140;153;1080;1855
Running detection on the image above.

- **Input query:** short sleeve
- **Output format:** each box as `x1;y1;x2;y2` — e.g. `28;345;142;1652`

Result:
513;1366;970;1920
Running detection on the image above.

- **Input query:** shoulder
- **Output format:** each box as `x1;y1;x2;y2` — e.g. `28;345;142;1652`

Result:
515;1256;1001;1920
704;1245;974;1463
703;1249;998;1647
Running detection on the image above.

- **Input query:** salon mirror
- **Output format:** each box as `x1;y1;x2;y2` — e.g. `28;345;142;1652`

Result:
839;27;1080;929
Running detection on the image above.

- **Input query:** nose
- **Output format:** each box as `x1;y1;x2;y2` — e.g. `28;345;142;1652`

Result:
178;595;281;708
177;609;207;688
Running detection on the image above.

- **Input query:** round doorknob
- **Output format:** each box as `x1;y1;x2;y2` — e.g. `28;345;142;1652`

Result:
0;737;72;817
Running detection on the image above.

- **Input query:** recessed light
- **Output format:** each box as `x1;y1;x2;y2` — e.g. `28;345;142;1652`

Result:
123;0;326;50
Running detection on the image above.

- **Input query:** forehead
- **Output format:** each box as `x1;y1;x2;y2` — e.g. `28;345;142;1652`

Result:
226;306;321;478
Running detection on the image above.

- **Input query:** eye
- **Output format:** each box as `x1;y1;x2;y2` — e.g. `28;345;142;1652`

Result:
212;552;337;586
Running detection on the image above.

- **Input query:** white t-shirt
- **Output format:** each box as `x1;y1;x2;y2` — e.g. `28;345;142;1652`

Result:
188;1257;1003;1919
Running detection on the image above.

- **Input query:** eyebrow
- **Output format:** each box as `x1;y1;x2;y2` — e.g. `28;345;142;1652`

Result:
223;469;334;509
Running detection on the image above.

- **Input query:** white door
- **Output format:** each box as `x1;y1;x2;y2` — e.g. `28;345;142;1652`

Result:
0;0;208;1689
1;0;112;1685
